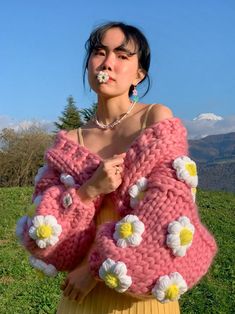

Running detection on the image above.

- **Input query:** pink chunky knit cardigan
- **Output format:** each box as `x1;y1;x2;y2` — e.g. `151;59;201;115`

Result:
17;117;217;298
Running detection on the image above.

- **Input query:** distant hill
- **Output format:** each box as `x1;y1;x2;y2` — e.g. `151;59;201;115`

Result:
188;132;235;193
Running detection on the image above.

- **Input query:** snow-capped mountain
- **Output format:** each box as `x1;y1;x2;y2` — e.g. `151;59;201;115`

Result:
184;113;235;139
193;113;223;121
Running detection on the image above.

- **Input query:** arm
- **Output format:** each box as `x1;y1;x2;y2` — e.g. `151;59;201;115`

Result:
16;162;100;274
88;117;218;303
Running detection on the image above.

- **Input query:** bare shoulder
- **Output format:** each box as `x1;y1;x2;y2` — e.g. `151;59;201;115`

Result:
66;120;93;143
146;103;174;127
66;129;79;143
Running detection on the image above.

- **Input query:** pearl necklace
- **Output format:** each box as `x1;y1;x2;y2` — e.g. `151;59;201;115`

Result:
93;100;137;129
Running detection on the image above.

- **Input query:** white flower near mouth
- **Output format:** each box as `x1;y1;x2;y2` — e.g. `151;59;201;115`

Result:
97;71;109;83
60;173;75;187
99;258;132;292
128;177;148;209
113;215;145;248
29;256;58;277
16;215;32;243
152;272;188;303
34;164;49;185
166;216;195;257
62;193;73;208
29;215;62;248
172;156;198;188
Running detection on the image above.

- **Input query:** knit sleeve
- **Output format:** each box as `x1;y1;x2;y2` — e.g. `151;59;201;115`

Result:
16;164;99;276
88;119;218;303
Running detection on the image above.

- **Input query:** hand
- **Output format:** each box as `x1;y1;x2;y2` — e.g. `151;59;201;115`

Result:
85;153;126;196
61;263;97;303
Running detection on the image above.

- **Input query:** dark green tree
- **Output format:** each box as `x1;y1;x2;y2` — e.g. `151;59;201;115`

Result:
55;96;82;130
79;102;97;123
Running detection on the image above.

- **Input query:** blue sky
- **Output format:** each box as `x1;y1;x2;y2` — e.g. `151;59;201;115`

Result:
0;0;234;124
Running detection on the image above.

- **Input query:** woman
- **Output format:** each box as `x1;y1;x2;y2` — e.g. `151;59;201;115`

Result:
58;21;180;313
16;21;217;314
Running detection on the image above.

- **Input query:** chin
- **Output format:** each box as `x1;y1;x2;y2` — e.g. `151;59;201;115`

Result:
92;85;118;97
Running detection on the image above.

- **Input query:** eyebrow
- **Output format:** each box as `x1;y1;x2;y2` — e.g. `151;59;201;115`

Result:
94;44;137;56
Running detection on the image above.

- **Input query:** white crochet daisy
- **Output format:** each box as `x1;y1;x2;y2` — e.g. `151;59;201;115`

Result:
16;215;32;243
172;156;198;188
97;71;109;83
62;193;73;208
60;173;75;187
166;216;195;257
34;164;49;185
29;215;62;249
29;256;58;277
99;258;132;292
113;215;145;248
152;272;188;303
128;177;148;209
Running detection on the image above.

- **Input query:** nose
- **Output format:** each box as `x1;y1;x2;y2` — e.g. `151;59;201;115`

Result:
101;52;114;71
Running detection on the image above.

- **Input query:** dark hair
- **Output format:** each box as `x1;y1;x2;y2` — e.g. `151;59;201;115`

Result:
83;21;151;97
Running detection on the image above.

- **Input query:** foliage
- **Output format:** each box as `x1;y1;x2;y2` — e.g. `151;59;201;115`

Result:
0;127;53;187
0;187;234;313
0;98;97;188
79;102;97;123
54;95;82;130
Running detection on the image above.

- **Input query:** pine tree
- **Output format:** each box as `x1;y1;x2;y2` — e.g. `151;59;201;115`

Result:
79;102;97;123
55;96;82;130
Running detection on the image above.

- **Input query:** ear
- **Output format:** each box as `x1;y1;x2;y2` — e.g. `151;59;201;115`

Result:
132;68;146;86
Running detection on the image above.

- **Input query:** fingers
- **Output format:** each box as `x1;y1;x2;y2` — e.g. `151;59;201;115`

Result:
69;288;80;301
63;285;88;302
60;278;68;290
63;283;74;297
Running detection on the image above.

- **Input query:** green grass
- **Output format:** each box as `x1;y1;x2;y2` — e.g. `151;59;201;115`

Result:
0;187;64;314
180;189;235;314
0;187;234;314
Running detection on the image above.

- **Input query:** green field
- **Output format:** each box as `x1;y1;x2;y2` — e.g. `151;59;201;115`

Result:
0;187;234;314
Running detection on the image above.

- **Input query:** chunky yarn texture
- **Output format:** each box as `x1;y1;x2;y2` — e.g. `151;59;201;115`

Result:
20;135;104;271
88;117;218;296
17;117;217;298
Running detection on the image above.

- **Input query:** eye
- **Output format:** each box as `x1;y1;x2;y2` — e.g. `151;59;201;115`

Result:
118;54;128;60
93;49;105;56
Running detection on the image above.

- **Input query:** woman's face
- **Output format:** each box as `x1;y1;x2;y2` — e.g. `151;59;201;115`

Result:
87;27;144;98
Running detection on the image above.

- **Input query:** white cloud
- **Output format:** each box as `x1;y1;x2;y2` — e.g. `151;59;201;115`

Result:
183;114;235;139
0;115;56;133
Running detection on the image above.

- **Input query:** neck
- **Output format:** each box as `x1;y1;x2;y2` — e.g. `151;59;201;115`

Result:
96;94;132;124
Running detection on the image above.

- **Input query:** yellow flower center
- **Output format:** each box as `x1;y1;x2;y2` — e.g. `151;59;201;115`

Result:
36;225;52;239
105;273;119;288
137;191;145;200
119;222;133;238
180;228;193;245
165;284;180;300
185;163;197;176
